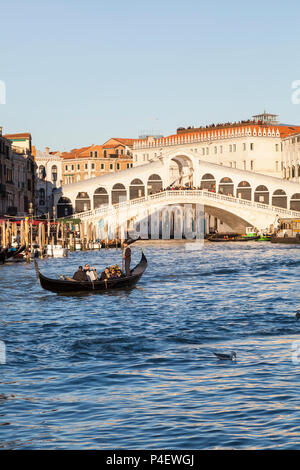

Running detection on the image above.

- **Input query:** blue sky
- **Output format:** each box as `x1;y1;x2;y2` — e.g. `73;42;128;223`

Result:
0;0;300;151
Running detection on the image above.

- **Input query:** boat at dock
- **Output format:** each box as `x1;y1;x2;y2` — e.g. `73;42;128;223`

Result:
34;251;147;293
207;233;260;242
270;218;300;244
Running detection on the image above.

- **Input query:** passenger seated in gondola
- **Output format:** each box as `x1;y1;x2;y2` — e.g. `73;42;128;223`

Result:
73;266;88;281
110;268;118;279
114;264;123;277
100;268;110;280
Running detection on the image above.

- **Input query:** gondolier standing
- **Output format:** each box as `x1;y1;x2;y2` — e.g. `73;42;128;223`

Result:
122;242;131;277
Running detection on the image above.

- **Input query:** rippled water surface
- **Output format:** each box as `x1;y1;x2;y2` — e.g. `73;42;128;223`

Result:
1;241;300;449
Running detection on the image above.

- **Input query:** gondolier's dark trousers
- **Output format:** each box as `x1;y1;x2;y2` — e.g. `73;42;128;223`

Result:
125;259;131;277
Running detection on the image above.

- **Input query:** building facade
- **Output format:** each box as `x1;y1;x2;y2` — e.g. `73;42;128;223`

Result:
34;147;63;216
61;138;134;185
132;113;300;181
281;133;300;182
0;128;36;217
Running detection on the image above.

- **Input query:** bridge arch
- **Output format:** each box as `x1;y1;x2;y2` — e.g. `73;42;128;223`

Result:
94;187;109;209
75;192;91;212
254;185;269;204
290;193;300;211
112;183;127;205
236;181;251;201
130;178;145;200
272;189;287;208
200;173;216;191
219;177;234;196
147;174;163;195
169;154;194;187
57;196;73;218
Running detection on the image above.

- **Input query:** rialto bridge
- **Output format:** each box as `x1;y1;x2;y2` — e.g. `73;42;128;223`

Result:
54;150;300;238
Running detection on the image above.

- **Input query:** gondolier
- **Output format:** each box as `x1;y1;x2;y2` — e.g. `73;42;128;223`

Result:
123;242;131;277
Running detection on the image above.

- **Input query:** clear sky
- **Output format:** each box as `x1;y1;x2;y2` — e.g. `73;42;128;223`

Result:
0;0;300;151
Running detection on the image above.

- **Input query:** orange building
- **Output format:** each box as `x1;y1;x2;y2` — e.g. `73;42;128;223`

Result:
61;138;135;184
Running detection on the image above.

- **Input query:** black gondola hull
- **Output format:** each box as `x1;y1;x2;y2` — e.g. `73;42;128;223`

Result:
35;252;147;293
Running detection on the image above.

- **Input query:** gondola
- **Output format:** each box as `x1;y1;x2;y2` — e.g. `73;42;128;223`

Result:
6;244;26;260
0;247;8;264
34;251;147;293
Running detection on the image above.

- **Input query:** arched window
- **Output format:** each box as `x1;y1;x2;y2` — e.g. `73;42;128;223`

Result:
93;187;109;209
236;181;251;201
129;178;145;200
39;165;46;180
218;177;234;196
200;173;216;191
147;174;162;195
290;193;300;211
57;196;73;218
254;185;269;204
75;192;91;213
272;189;287;208
112;183;127;205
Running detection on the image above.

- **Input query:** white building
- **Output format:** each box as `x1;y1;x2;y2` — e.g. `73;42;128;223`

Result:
282;133;300;182
132;113;300;180
35;148;63;216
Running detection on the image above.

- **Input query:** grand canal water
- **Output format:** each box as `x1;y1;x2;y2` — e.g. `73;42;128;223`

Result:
0;241;300;449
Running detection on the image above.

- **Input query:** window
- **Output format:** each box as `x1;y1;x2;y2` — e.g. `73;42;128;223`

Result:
120;149;124;155
250;143;254;150
202;148;205;156
110;164;113;170
101;163;104;170
104;150;107;158
85;163;88;170
65;165;68;171
251;160;254;170
71;165;74;170
91;163;95;169
206;147;209;155
220;145;223;154
127;163;131;168
229;145;232;152
117;163;120;170
214;146;217;154
275;144;279;152
233;144;236;152
95;151;98;158
243;143;246;151
77;164;80;170
90;151;93;157
243;160;246;170
275;161;279;172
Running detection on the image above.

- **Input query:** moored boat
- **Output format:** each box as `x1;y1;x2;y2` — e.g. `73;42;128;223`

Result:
270;218;300;244
34;251;147;293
